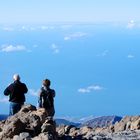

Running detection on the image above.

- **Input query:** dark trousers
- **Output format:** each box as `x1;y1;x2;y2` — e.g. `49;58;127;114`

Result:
9;102;23;116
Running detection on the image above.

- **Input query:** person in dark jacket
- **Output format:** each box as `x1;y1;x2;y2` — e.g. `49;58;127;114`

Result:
4;74;28;115
38;79;55;117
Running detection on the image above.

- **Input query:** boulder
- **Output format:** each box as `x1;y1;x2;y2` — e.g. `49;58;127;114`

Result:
13;132;31;140
0;104;57;139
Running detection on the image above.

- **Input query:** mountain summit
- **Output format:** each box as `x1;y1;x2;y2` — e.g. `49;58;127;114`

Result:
0;105;140;139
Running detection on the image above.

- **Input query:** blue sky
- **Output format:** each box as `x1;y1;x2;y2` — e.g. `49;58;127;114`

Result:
0;1;140;118
0;0;140;23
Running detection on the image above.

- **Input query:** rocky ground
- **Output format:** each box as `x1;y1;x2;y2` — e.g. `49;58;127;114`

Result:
0;104;140;140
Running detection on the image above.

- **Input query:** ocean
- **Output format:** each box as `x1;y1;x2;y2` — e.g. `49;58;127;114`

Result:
0;23;140;117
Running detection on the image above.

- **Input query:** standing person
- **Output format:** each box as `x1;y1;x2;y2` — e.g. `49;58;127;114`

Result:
38;79;55;117
4;74;28;115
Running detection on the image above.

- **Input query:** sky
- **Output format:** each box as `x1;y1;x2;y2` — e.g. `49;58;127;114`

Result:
0;1;140;118
0;0;140;24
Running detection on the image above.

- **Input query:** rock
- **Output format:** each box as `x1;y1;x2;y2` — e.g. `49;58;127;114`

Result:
13;132;31;140
0;118;26;139
32;132;57;140
0;120;5;132
58;135;73;140
20;104;36;113
33;108;48;123
114;120;127;132
131;118;140;130
23;113;42;136
69;127;79;137
64;125;76;135
2;107;140;140
56;125;66;136
113;116;140;132
41;117;56;133
79;126;92;135
0;104;57;139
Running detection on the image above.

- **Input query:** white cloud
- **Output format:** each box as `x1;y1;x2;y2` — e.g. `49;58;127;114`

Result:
97;50;109;57
78;85;103;93
40;26;49;30
0;97;9;103
127;54;135;58
18;26;29;31
28;89;39;97
60;24;73;29
21;26;27;30
18;26;36;31
40;26;55;30
78;88;90;93
51;43;60;54
3;27;14;31
1;45;27;52
64;32;87;40
127;20;135;29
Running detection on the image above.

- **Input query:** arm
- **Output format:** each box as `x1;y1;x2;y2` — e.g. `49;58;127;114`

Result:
23;83;28;94
52;89;55;97
4;84;13;96
38;89;43;107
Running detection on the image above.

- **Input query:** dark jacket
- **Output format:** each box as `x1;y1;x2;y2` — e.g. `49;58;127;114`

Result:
4;80;28;103
38;86;55;109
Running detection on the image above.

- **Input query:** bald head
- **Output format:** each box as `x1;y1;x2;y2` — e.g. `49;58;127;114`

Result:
13;74;20;81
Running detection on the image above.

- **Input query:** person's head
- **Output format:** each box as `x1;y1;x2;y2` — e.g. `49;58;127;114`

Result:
13;74;20;81
42;79;51;87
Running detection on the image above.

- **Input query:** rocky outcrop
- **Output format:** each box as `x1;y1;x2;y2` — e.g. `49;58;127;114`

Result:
113;116;140;132
1;106;140;140
0;104;57;140
57;116;140;140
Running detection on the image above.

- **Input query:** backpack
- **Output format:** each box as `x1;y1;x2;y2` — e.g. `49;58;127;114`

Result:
39;87;54;109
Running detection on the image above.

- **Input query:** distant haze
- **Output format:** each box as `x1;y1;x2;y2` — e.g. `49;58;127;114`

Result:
0;0;140;24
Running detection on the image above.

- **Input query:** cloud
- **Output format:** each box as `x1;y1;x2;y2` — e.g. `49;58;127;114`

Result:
1;45;28;52
64;32;87;40
40;26;49;30
28;89;39;97
40;25;55;30
60;24;73;29
18;26;36;31
78;85;103;93
97;50;109;57
3;27;14;31
127;20;135;29
0;97;9;103
127;54;135;58
51;43;60;54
